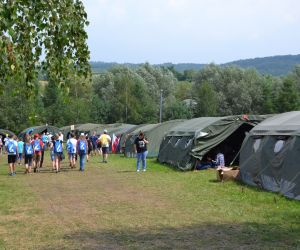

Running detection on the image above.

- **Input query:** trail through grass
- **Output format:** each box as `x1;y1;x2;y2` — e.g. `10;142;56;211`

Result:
0;153;299;249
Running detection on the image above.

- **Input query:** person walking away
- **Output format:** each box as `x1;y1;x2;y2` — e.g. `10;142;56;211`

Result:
0;135;3;155
40;132;49;168
66;133;77;168
32;134;44;173
5;135;18;176
86;135;93;162
49;136;56;171
53;134;63;173
99;129;111;163
24;134;34;174
17;138;24;165
90;131;98;156
3;134;9;154
134;132;149;172
77;133;88;171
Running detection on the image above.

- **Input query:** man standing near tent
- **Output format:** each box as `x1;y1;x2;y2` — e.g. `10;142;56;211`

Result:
5;135;18;176
99;129;111;163
134;132;149;172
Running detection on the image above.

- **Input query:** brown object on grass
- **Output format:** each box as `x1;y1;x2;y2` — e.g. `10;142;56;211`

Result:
216;168;240;182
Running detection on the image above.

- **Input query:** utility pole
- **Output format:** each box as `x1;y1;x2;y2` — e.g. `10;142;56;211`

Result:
159;89;163;123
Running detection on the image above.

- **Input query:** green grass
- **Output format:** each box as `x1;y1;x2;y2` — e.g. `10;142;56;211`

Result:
0;153;299;249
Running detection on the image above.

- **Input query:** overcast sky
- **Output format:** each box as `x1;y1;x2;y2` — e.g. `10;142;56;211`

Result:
82;0;300;64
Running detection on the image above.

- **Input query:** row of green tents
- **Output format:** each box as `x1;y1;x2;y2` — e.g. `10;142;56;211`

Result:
1;112;299;200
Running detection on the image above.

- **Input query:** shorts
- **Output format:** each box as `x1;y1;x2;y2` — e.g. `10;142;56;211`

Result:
33;153;41;162
18;153;23;160
68;153;76;159
102;147;109;154
54;152;63;160
25;155;33;166
8;155;17;164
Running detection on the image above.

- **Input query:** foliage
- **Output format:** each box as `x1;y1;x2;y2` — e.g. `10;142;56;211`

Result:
0;0;91;93
90;54;300;76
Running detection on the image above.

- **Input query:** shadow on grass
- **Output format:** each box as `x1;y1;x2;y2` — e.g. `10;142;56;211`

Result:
59;222;300;250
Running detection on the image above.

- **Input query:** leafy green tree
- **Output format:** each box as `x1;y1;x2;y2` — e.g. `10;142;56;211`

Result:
0;0;90;93
193;81;218;116
277;77;300;112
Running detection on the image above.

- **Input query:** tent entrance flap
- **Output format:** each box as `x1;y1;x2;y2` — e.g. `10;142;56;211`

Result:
202;123;254;166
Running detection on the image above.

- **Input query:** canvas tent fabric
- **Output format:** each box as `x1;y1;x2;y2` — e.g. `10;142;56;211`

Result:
124;124;159;156
239;111;300;200
158;115;267;171
19;125;60;140
0;129;15;137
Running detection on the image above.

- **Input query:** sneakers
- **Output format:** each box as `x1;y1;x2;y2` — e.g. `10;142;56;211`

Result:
142;169;146;172
136;169;140;172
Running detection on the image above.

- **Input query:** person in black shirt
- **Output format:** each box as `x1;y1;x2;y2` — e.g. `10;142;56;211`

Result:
134;132;149;172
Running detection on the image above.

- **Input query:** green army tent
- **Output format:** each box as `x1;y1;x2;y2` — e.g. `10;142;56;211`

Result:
239;111;300;200
18;125;60;140
142;120;186;157
124;124;159;157
158;115;268;171
60;124;82;139
0;129;15;138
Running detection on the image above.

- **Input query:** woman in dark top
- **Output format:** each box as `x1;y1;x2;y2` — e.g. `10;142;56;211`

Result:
134;132;149;172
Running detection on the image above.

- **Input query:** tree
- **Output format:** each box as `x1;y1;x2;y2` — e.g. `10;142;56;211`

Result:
193;81;218;116
277;77;300;112
0;0;90;93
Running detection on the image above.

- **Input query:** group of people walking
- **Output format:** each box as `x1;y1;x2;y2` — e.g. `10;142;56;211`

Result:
3;129;113;176
2;129;150;176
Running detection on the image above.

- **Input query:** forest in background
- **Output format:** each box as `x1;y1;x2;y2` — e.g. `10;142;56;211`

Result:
91;54;300;76
1;62;300;134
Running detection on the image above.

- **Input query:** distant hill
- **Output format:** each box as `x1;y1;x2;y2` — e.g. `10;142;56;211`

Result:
90;54;300;76
223;54;300;76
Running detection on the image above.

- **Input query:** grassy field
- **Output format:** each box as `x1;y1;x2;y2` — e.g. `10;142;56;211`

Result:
0;152;299;249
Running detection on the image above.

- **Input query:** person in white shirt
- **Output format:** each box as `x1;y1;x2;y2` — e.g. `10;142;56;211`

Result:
66;133;77;168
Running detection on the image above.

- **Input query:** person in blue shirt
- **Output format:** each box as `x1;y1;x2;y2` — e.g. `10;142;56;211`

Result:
89;131;98;156
5;135;18;176
17;138;24;165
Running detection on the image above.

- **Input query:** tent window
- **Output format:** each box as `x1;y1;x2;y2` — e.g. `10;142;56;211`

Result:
185;138;193;148
274;140;285;153
253;139;261;152
175;138;181;146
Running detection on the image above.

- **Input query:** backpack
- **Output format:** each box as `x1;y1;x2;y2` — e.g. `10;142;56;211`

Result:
79;140;86;154
54;140;63;153
25;143;33;155
33;139;42;151
7;140;17;154
66;140;74;154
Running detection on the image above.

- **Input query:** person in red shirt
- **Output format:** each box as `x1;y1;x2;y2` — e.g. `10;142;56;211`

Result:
31;134;44;173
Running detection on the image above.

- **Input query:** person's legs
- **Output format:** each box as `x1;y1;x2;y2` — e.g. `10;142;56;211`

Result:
24;155;29;173
18;153;22;165
8;155;14;175
72;154;76;168
54;155;59;172
40;150;44;168
141;151;148;171
136;153;142;172
36;154;41;172
79;154;85;171
102;147;108;163
11;155;17;175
